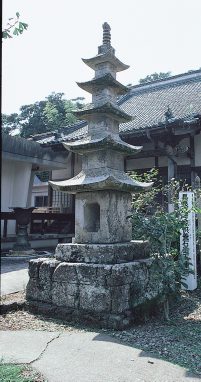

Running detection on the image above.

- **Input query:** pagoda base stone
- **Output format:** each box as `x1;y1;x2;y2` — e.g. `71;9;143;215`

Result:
26;250;175;329
55;241;150;264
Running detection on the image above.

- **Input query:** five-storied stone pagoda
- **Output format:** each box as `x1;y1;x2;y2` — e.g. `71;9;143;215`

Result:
50;22;151;247
27;24;170;329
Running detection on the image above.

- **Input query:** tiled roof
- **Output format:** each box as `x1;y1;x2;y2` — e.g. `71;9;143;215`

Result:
34;121;88;145
119;70;201;133
36;70;201;146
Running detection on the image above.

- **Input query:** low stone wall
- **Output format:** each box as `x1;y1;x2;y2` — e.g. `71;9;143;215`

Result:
26;256;175;329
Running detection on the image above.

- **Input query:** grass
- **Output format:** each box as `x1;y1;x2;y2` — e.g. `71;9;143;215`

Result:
0;364;45;382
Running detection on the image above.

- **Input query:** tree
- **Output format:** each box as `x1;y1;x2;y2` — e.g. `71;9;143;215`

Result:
19;101;47;138
2;12;28;40
139;72;171;84
2;113;19;134
2;93;85;138
43;93;77;132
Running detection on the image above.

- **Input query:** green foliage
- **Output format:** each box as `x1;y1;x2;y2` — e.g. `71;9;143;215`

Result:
139;72;171;84
2;12;28;40
130;169;194;294
0;364;33;382
42;92;77;132
2;92;84;138
2;113;19;134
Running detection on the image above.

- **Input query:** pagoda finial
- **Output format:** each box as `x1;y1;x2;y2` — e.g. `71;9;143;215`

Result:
98;22;114;55
102;22;111;46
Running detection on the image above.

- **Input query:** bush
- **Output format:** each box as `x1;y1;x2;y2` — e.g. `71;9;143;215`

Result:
129;169;196;317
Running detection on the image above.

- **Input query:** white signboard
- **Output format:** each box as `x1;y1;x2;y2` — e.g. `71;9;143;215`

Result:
179;191;197;290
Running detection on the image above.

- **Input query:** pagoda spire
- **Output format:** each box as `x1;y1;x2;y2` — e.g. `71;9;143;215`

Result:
102;22;111;46
98;22;115;55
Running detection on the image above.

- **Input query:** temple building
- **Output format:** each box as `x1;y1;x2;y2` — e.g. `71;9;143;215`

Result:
30;68;201;213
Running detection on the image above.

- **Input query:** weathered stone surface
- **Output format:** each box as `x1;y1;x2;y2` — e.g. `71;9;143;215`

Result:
26;257;175;328
39;260;60;282
79;284;111;312
55;241;150;264
28;258;49;279
53;263;78;284
26;259;60;303
106;262;141;286
52;283;79;308
26;278;52;303
75;190;132;244
77;263;112;285
110;285;130;313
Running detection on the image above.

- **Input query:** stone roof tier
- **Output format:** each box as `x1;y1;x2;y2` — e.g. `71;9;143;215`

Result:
82;51;129;73
49;168;152;194
73;101;132;123
77;73;128;95
62;132;142;155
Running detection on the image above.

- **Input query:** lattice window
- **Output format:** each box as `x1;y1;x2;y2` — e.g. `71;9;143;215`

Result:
35;196;48;207
52;190;70;208
177;166;191;186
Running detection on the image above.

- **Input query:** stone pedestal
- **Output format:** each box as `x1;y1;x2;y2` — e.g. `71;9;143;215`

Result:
26;254;174;329
55;241;150;264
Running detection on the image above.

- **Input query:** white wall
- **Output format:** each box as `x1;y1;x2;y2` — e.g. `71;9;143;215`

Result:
31;184;48;206
1;159;32;235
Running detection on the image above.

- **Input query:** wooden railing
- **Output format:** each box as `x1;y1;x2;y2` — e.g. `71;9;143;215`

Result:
1;211;75;238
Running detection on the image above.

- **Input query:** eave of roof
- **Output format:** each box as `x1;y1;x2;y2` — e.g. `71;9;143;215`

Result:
73;102;132;123
82;51;129;72
34;70;201;147
77;73;128;95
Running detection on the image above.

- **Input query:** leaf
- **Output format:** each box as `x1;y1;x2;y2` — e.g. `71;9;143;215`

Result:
16;12;20;18
2;31;12;39
13;28;19;36
21;22;28;30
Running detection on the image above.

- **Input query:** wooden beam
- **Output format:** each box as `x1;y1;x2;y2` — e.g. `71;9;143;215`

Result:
127;148;165;160
190;134;195;187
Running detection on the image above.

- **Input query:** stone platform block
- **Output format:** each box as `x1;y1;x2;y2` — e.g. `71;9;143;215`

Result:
55;241;150;264
26;255;174;329
26;258;60;303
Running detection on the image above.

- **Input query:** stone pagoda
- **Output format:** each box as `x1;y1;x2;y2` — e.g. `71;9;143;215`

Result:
50;22;151;248
27;24;170;329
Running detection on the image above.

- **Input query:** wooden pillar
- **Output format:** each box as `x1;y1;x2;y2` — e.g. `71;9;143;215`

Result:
48;171;53;208
154;141;159;168
166;143;177;213
167;157;175;212
26;170;35;207
71;153;75;213
190;134;195;187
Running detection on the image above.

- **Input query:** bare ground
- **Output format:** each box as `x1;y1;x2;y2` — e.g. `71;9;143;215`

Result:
0;282;201;376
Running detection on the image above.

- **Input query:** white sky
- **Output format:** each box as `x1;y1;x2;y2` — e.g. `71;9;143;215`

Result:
2;0;201;114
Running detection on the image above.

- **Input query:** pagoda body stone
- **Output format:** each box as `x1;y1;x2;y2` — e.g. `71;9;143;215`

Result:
26;23;173;329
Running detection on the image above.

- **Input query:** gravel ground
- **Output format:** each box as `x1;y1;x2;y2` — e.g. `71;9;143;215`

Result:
0;282;201;376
